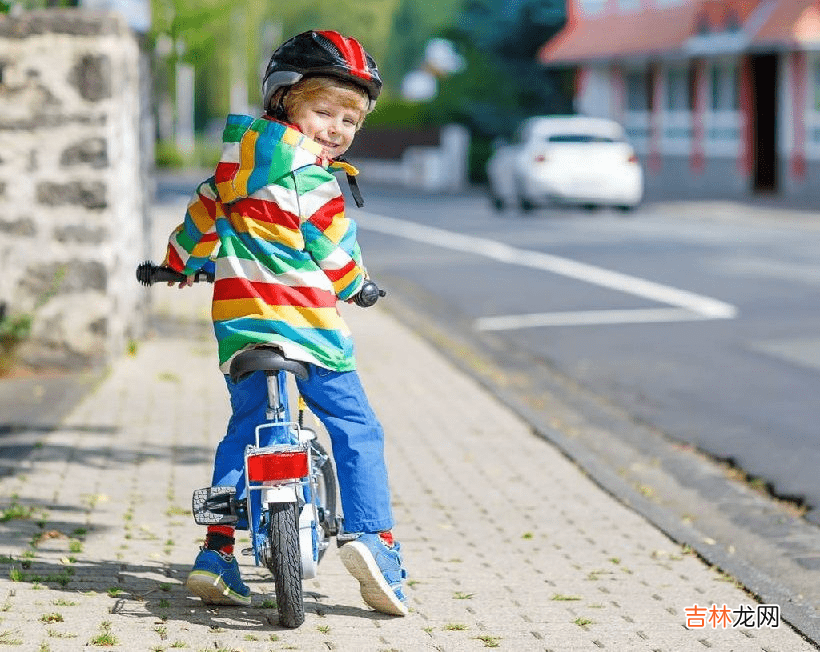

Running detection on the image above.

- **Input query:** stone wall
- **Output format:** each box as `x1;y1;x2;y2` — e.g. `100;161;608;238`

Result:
0;9;148;369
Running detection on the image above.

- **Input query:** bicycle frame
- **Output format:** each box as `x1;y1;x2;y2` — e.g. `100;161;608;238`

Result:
244;370;327;580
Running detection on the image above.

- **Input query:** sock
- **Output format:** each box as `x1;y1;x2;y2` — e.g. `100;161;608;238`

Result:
378;531;394;547
205;525;235;555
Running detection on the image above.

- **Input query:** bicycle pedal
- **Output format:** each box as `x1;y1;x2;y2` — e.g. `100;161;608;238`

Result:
192;486;239;525
240;547;255;557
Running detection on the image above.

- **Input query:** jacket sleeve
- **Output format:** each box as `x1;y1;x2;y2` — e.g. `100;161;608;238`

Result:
298;169;365;301
163;177;223;274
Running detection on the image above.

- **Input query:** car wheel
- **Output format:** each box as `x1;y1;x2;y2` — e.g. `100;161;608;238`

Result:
490;195;505;212
615;204;635;214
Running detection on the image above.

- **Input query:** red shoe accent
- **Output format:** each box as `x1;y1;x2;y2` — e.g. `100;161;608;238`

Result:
378;531;394;547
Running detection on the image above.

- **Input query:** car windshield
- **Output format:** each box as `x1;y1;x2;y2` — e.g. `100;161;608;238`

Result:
547;134;619;143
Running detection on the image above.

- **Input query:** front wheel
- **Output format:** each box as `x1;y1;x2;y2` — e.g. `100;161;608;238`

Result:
267;502;304;628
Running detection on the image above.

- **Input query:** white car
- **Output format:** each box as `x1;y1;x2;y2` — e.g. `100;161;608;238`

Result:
486;115;644;212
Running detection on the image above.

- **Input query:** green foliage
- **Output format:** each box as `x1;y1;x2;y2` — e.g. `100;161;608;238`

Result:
1;0;78;11
154;139;220;170
154;141;185;169
0;499;36;522
148;0;466;136
367;99;432;128
0;312;32;376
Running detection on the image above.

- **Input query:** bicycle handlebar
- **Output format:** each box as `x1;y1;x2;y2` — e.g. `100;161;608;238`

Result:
135;260;386;307
352;280;387;307
136;261;214;286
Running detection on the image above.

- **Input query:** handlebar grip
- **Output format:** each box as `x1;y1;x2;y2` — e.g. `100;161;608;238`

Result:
136;261;215;286
354;280;387;307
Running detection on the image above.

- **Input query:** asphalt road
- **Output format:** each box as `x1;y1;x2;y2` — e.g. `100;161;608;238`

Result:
353;186;820;521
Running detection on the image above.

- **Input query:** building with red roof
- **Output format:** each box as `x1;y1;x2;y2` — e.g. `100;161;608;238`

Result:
540;0;820;201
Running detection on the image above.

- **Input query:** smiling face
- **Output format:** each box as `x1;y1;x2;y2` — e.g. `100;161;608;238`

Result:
284;77;368;160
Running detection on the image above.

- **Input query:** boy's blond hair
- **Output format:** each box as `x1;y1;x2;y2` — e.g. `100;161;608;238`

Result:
279;76;370;128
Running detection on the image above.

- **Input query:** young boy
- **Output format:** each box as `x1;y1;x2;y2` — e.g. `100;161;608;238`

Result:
162;30;407;617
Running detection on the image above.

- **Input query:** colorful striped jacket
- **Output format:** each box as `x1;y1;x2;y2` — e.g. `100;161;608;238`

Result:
164;114;366;373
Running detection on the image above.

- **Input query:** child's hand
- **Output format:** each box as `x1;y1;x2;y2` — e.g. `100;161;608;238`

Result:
167;275;194;288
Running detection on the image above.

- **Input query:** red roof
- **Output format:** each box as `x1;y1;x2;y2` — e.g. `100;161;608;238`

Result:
539;0;820;65
754;0;820;46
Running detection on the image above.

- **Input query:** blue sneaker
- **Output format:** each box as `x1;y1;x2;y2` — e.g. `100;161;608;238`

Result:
339;533;408;616
186;548;251;606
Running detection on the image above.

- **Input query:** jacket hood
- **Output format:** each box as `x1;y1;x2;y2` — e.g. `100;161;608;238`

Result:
214;114;326;203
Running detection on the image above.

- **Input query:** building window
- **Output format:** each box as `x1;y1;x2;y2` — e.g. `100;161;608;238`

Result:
710;61;739;111
626;70;650;111
667;67;689;110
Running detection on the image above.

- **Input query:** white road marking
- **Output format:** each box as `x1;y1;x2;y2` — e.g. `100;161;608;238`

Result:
357;212;738;331
475;308;719;331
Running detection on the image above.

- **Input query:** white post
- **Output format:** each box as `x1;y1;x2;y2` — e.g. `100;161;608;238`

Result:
175;62;195;155
230;9;249;115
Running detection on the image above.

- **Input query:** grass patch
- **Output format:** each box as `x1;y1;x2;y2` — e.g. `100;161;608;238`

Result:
47;629;78;639
0;630;23;645
39;613;64;623
89;621;117;646
0;501;38;522
551;593;581;601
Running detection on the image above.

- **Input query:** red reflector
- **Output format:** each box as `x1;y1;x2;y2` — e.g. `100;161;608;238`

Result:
247;451;308;482
627;154;639;164
534;154;547;163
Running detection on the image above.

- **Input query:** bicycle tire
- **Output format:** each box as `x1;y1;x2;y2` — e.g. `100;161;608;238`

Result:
312;440;338;551
267;502;304;628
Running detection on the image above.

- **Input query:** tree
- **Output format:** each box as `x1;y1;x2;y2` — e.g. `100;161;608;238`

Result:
437;0;571;138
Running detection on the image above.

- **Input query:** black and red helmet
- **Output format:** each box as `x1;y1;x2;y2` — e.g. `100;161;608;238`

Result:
262;30;382;112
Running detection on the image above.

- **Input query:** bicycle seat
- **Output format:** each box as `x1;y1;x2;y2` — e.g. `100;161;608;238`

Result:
229;347;310;383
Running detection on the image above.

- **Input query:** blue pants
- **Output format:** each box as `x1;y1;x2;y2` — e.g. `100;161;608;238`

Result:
212;365;394;535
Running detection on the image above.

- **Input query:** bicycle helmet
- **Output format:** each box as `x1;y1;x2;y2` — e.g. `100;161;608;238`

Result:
262;30;382;114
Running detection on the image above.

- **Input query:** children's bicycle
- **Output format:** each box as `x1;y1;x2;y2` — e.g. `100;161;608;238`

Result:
136;261;385;628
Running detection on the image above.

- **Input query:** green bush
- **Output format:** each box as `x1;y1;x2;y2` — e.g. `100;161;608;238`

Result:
155;139;222;170
366;98;435;128
0;312;32;375
155;141;185;169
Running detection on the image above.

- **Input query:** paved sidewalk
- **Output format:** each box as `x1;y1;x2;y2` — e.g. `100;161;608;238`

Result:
0;220;817;651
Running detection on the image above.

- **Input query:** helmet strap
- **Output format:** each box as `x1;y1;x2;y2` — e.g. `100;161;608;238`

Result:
269;88;290;121
347;173;364;208
335;156;365;207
